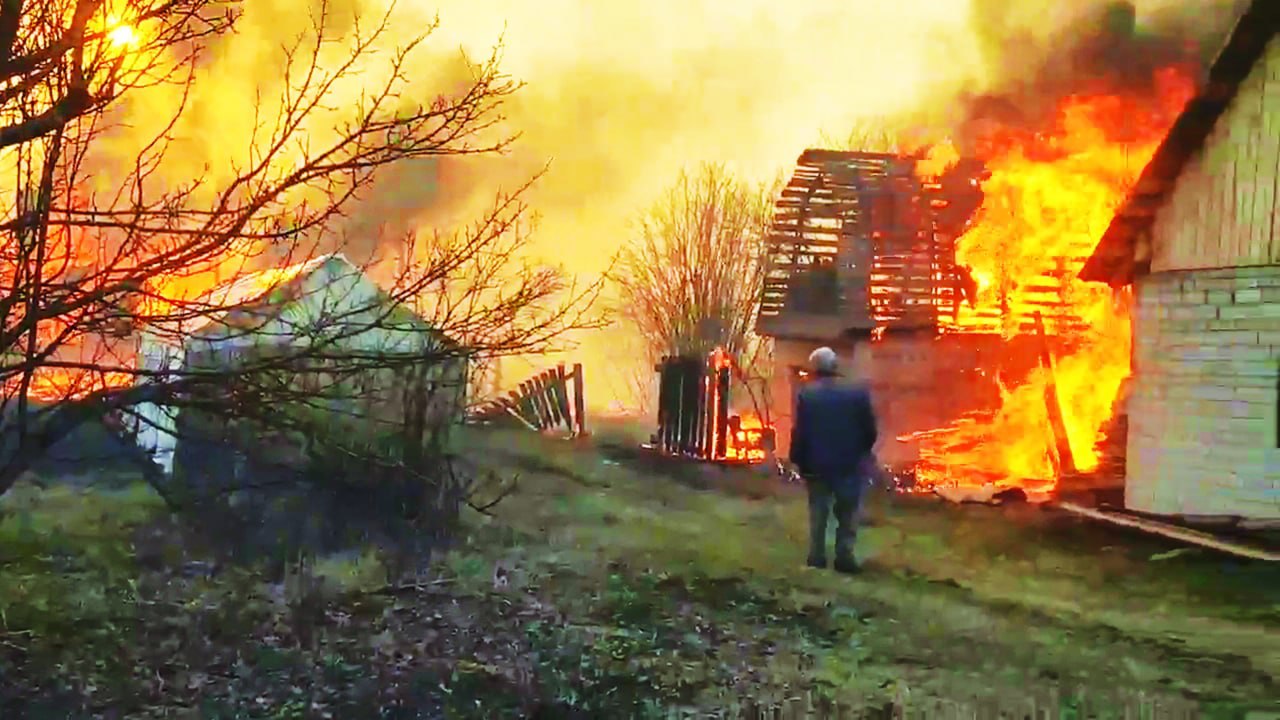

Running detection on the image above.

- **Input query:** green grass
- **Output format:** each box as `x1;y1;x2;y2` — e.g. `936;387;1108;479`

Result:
454;422;1280;713
0;482;162;638
0;482;168;715
1;425;1277;717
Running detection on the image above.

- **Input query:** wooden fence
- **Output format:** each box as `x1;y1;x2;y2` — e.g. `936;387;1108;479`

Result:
652;353;771;464
470;363;587;436
655;354;730;459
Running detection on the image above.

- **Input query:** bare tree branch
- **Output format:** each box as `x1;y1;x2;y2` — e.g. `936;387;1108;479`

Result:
0;0;603;561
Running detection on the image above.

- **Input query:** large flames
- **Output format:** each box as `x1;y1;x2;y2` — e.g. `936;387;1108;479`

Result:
2;0;1207;473
902;67;1198;492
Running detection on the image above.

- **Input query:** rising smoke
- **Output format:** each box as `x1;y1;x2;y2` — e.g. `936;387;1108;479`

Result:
95;0;1250;410
955;0;1247;149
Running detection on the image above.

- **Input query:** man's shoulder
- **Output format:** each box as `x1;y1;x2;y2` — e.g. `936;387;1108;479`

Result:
800;379;872;401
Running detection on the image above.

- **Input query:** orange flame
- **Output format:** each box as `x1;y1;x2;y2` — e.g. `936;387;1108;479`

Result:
908;67;1197;490
724;411;768;463
702;347;771;464
915;139;960;179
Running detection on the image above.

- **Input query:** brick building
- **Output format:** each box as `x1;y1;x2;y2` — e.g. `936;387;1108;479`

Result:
1080;0;1280;519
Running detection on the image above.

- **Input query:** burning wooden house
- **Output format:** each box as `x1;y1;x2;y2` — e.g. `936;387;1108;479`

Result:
755;149;993;466
1080;1;1280;520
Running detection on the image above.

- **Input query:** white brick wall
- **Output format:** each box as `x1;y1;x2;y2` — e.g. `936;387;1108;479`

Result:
1130;267;1280;518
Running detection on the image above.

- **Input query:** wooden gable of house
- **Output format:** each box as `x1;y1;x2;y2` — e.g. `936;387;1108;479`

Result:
1081;0;1280;284
1147;35;1280;272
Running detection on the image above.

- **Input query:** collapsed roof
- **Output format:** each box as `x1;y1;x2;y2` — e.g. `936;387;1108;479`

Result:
755;149;987;341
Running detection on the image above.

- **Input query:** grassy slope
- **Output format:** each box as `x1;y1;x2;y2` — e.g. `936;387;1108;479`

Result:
454;423;1280;712
0;423;1276;717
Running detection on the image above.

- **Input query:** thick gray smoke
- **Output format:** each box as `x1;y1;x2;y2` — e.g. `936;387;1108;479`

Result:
955;0;1248;149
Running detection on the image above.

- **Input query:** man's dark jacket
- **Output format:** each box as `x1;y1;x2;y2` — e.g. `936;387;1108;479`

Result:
788;377;878;496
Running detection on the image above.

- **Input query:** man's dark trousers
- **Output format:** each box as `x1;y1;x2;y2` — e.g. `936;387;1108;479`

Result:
805;475;863;567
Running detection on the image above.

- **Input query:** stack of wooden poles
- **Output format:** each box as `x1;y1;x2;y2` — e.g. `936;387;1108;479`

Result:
654;355;731;460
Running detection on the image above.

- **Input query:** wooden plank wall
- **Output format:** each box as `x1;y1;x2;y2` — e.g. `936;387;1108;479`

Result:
864;165;952;328
760;151;877;328
1150;37;1280;272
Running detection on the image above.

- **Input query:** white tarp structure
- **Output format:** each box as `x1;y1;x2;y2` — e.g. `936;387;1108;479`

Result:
128;253;452;475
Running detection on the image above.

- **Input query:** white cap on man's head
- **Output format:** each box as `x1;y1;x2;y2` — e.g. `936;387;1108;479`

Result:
808;346;838;375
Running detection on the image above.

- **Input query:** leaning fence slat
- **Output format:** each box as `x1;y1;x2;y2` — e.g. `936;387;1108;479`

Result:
554;364;573;431
531;375;554;429
518;381;541;429
504;390;526;425
542;370;562;429
549;366;566;431
533;372;550;426
471;363;586;435
544;369;565;428
514;382;530;427
504;406;539;432
572;362;587;436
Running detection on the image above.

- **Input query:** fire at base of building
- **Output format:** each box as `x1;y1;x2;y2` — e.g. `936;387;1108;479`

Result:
755;2;1279;524
755;148;1129;497
647;349;774;466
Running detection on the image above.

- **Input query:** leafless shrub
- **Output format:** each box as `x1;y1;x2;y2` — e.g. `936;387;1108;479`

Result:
818;114;949;156
613;162;778;360
818;116;906;154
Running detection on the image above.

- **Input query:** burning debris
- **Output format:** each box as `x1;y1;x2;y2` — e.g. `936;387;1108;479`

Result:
757;23;1206;502
647;348;774;465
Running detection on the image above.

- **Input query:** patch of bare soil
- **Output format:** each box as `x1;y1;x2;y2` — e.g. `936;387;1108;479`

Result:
2;565;587;718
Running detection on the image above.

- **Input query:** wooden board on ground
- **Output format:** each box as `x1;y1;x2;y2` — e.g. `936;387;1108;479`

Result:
1055;501;1280;562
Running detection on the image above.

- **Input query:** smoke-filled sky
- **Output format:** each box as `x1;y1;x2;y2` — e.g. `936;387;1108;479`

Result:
104;0;1246;410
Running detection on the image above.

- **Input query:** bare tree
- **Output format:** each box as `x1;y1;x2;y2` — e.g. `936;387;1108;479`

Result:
818;114;951;157
818;116;905;154
612;163;777;416
0;1;228;150
0;0;603;569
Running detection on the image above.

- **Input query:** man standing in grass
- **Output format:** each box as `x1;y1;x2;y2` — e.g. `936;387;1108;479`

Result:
788;346;878;574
